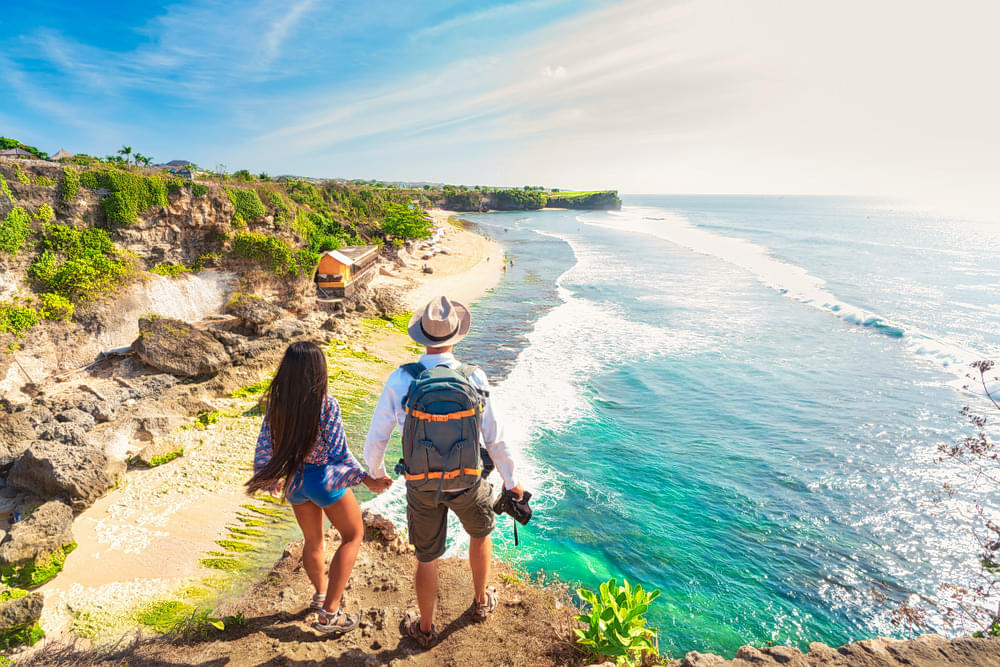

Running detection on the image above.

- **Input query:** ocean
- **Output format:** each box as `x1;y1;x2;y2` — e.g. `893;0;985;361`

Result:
369;195;1000;657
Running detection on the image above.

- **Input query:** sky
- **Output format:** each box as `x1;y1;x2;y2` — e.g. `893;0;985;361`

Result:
2;0;999;213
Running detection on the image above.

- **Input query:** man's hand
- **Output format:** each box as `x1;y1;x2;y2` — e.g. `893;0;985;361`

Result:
363;474;394;494
507;482;524;501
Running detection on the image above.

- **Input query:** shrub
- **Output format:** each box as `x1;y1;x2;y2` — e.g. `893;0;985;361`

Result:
29;223;136;302
33;175;56;186
34;204;54;222
0;207;32;254
230;231;318;277
191;182;209;197
165;178;184;196
68;154;100;167
0;176;13;203
266;191;290;222
574;578;660;667
495;188;546;210
225;187;266;224
39;292;74;321
60;166;80;203
232;169;254;183
80;168;168;224
12;163;29;185
0;302;40;337
150;262;190;277
286;180;325;208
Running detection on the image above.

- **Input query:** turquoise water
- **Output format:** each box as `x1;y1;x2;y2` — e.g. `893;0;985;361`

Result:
370;196;1000;657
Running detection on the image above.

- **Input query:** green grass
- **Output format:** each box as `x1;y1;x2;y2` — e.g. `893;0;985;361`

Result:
231;378;271;398
136;599;195;633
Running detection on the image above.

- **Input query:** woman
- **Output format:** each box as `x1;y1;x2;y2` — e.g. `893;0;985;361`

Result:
246;341;390;634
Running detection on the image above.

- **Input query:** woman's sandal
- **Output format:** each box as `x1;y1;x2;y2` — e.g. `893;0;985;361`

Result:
471;585;498;622
402;610;437;649
309;593;325;611
313;608;358;634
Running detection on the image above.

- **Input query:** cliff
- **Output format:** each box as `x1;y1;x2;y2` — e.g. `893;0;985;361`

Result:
431;188;622;212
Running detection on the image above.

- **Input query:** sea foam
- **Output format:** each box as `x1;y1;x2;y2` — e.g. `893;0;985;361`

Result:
586;208;986;383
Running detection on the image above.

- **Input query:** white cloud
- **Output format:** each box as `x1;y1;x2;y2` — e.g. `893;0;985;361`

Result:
540;65;567;79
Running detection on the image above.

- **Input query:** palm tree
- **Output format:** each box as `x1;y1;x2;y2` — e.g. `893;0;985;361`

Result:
134;153;152;167
118;145;133;163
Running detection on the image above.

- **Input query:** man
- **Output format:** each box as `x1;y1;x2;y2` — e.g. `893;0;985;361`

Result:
364;295;523;648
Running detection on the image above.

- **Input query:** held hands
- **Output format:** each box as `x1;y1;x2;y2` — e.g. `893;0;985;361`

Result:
363;474;394;494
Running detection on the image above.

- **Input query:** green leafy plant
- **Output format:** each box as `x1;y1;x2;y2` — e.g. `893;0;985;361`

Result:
60;165;80;203
230;231;318;277
0;136;48;160
0;302;39;337
574;578;660;666
0;207;32;254
225;187;266;224
150;262;190;277
191;182;209;197
34;203;55;222
34;174;56;186
29;223;136;303
0;175;13;203
380;202;432;239
12;162;30;185
39;292;74;321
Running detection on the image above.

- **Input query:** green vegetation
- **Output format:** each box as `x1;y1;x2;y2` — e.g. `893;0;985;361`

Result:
191;182;209;197
0;542;77;588
0;302;40;337
79;168;168;225
574;579;660;667
34;175;56;186
240;502;287;519
227;525;265;538
137;599;195;633
232;377;272;398
215;539;255;553
546;190;622;209
496;188;546;210
149;448;184;466
29;223;136;303
230;231;318;277
150;262;190;277
0;621;43;650
34;203;55;222
60;165;80;202
381;202;432;240
0;207;32;254
199;556;242;571
0;587;28;602
193;409;222;430
0;137;47;160
39;292;74;321
286;179;325;208
225;187;266;226
12;162;29;185
265;190;290;223
0;176;13;204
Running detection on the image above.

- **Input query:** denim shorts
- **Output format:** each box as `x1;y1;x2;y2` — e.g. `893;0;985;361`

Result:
286;464;348;507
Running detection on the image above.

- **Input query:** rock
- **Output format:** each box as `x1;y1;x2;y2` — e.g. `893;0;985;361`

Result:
422;266;434;274
26;407;52;428
0;412;35;469
763;644;803;663
132;316;230;377
0;500;74;566
226;294;286;331
0;592;43;632
35;421;90;447
362;510;400;541
8;441;125;511
55;408;96;430
264;318;311;342
134;439;184;467
681;651;727;667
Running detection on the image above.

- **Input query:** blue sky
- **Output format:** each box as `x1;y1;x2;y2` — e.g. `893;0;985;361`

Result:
3;0;999;212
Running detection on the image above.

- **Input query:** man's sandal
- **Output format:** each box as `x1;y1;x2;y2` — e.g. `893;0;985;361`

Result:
309;593;325;611
313;608;358;634
402;610;437;649
472;585;498;622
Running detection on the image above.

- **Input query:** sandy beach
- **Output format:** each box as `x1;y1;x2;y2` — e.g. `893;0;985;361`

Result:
35;218;504;640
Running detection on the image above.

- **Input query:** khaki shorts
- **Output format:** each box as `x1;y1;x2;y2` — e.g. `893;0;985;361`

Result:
406;477;495;562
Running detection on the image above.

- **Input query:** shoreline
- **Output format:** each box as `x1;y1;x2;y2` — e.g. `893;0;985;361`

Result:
33;217;505;643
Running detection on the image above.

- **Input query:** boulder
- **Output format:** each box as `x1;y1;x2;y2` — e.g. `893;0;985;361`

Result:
226;294;286;331
0;412;34;470
132;316;230;377
0;500;74;566
35;421;91;447
8;441;125;512
55;408;96;430
0;592;43;632
264;318;311;341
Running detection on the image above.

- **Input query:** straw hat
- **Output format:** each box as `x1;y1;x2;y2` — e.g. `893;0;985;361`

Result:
408;296;471;347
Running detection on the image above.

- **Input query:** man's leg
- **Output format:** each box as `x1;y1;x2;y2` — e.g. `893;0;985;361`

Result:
469;535;492;604
415;558;439;633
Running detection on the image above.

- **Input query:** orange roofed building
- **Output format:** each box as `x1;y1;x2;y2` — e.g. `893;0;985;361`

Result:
315;245;380;298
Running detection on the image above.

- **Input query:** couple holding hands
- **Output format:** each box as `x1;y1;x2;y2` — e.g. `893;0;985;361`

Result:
246;296;524;648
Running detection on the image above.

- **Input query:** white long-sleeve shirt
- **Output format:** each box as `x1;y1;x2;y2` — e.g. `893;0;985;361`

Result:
363;352;518;490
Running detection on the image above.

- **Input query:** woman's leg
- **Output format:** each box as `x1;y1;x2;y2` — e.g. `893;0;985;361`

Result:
291;501;327;596
321;489;363;615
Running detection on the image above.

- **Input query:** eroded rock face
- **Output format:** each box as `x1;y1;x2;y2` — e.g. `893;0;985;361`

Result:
0;592;43;632
132;316;230;377
0;412;35;470
226;293;286;331
8;441;125;511
0;500;74;566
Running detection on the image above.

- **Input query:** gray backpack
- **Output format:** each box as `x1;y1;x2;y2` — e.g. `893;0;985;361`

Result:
400;362;486;492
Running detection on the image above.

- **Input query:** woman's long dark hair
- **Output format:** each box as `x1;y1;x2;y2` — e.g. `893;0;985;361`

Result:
246;341;328;498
